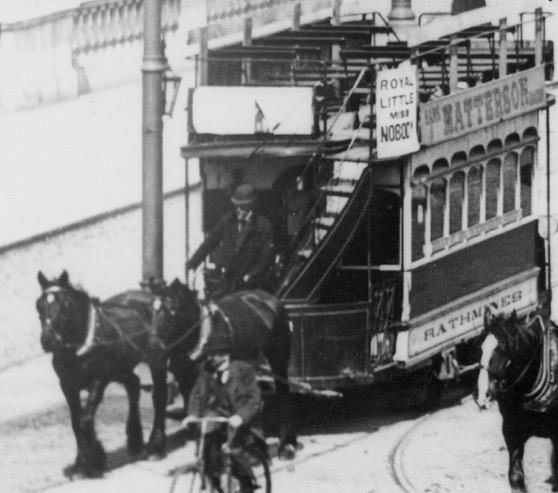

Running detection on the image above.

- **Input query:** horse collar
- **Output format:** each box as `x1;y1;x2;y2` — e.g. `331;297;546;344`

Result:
76;302;98;357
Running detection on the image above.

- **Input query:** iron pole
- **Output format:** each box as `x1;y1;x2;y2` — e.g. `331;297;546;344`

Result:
141;0;165;288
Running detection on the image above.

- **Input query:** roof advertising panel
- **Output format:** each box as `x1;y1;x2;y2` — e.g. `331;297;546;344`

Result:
376;65;420;159
419;66;546;146
192;86;314;135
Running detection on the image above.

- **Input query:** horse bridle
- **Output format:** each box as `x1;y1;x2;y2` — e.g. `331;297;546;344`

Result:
39;285;82;351
483;333;543;397
149;294;205;353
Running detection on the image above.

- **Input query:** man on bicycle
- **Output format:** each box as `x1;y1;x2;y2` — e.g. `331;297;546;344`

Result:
185;333;262;493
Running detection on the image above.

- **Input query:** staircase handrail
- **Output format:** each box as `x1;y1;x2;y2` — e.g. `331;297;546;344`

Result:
279;64;372;260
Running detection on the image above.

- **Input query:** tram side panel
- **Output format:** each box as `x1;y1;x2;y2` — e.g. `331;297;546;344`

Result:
410;221;542;318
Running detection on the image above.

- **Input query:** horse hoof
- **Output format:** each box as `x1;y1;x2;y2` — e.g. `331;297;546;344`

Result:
278;444;296;461
127;442;145;458
147;451;167;462
63;466;85;481
129;448;147;460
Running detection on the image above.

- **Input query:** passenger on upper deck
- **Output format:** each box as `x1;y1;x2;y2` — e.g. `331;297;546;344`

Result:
186;184;275;297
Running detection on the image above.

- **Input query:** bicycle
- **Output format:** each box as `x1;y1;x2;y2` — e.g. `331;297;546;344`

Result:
169;416;272;493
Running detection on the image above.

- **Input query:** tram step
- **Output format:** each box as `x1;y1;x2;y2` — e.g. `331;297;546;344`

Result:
320;184;357;195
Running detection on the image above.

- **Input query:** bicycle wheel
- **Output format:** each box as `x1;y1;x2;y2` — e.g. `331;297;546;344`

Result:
169;464;203;493
216;445;271;493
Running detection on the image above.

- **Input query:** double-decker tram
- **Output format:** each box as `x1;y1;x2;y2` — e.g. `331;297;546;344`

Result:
180;4;554;399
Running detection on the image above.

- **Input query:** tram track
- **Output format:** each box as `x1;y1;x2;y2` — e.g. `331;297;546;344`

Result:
388;414;432;493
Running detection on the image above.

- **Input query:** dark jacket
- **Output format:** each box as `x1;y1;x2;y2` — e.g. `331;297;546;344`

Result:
188;360;261;428
187;211;274;289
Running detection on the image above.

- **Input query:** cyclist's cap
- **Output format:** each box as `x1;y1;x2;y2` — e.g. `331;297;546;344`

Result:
205;333;230;355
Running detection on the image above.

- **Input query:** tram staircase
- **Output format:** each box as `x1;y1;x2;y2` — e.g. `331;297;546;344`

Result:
277;156;371;302
276;65;374;303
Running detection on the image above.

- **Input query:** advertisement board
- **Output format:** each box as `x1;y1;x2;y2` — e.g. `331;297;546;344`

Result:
419;66;546;146
376;66;420;159
192;86;314;135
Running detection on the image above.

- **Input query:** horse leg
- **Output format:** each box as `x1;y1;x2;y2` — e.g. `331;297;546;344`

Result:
550;437;558;491
171;357;199;408
59;381;87;478
266;351;296;460
504;428;527;493
81;379;108;477
146;360;168;459
120;371;144;457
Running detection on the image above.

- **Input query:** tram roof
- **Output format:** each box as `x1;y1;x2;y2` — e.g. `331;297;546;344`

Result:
406;0;548;48
180;139;349;160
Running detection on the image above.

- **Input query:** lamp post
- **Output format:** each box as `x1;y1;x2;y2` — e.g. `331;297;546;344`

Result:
388;0;416;23
141;0;165;288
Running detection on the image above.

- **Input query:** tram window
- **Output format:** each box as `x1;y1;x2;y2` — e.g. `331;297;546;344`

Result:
412;184;427;261
449;172;465;234
520;147;534;217
503;152;518;213
485;159;500;220
467;166;483;227
430;179;446;241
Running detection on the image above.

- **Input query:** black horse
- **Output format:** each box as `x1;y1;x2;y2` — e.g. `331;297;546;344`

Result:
153;279;297;459
36;271;171;478
474;307;558;492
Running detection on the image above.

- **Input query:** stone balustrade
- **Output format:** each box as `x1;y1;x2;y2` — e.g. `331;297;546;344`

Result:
0;0;382;110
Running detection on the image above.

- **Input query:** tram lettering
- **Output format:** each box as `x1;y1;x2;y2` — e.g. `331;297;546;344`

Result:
448;317;460;329
502;85;511;113
484;90;494;121
390;109;410;119
423;324;448;341
380;76;414;90
442;104;453;135
473;94;484;124
454;101;465;131
463;97;474;128
380;122;413;142
492;87;503;119
519;77;529;106
510;80;519;110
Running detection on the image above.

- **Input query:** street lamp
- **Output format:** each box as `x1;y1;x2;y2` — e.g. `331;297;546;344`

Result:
388;0;416;22
163;65;182;117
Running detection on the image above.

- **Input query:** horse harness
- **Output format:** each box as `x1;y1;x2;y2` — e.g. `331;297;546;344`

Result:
490;315;558;412
522;316;558;412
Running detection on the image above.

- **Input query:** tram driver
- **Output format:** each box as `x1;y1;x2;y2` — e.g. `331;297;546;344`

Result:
186;184;275;297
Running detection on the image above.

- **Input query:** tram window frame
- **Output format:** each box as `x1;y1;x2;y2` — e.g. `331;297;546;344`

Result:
412;138;537;267
467;165;483;229
412;184;427;262
503;152;519;214
449;171;465;235
430;178;446;243
520;147;534;218
485;158;501;223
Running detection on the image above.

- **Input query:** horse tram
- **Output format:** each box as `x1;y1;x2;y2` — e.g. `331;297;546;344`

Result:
180;4;555;405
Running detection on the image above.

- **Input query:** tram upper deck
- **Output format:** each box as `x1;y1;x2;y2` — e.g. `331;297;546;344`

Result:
181;5;554;386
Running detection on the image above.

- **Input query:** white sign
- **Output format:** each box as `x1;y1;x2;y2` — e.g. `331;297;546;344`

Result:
376;66;419;159
406;275;538;359
192;86;314;135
